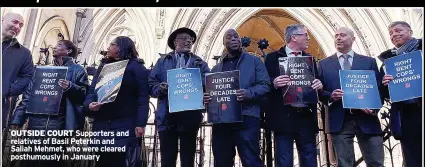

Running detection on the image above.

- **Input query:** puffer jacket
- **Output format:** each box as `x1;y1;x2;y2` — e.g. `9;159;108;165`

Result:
211;52;270;119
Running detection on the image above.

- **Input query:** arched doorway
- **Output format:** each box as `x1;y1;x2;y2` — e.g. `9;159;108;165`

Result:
234;9;331;166
169;8;336;166
236;9;326;60
32;17;71;65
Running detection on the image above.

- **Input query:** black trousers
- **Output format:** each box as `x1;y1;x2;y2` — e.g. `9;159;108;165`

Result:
95;152;126;167
158;126;199;167
399;104;422;167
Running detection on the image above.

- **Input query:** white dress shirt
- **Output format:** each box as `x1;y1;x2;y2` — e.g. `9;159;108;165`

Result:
285;46;302;57
336;50;354;69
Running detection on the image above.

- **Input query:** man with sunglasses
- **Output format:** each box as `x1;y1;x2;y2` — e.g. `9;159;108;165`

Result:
149;27;210;167
264;23;323;167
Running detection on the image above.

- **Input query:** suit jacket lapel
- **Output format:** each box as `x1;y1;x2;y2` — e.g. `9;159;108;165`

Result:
351;52;363;70
330;54;341;71
277;46;288;58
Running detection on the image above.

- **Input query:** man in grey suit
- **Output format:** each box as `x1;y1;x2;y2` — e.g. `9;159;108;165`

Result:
318;27;384;167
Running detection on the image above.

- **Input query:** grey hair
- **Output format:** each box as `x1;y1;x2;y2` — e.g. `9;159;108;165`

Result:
284;23;305;43
388;21;411;29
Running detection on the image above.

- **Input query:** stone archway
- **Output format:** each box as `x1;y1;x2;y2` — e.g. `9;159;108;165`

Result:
167;8;422;67
166;8;423;166
32;16;71;65
79;8;156;66
235;9;326;60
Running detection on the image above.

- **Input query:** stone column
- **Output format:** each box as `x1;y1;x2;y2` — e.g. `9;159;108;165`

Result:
22;9;38;49
73;8;86;44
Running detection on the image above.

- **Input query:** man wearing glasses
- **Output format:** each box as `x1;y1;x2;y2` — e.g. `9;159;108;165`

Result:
264;23;323;167
148;27;210;167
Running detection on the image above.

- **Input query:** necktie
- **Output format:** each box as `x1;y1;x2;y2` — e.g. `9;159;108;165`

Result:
342;54;351;70
177;53;186;68
291;52;301;56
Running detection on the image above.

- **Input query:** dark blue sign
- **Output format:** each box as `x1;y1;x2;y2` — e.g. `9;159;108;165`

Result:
384;50;422;102
27;66;68;115
339;70;382;109
205;70;242;124
167;68;204;113
279;56;317;106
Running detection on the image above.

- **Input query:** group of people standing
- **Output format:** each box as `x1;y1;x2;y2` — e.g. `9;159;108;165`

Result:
2;11;422;167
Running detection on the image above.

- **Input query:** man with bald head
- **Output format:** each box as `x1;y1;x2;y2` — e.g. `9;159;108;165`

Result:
2;12;34;129
378;21;422;167
318;27;384;167
203;29;270;167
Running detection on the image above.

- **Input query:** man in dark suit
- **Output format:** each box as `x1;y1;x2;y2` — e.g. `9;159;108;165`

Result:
264;23;323;167
378;21;422;167
318;27;384;167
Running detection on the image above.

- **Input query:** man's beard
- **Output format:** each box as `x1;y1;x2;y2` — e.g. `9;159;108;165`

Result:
227;46;242;58
2;29;17;41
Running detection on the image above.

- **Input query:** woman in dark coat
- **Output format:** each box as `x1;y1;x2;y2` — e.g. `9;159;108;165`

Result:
84;36;150;167
11;40;89;167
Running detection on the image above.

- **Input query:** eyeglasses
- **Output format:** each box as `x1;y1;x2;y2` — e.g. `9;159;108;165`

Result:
175;36;194;41
292;33;309;37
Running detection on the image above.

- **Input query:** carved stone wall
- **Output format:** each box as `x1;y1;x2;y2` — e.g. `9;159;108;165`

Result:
1;7;423;167
4;8;421;68
166;8;423;67
77;8;156;66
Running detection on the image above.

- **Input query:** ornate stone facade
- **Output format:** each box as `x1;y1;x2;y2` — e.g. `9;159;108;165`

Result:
2;8;422;67
2;7;422;167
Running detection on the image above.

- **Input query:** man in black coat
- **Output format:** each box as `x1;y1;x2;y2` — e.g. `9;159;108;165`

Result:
2;12;34;129
379;21;422;167
264;24;323;167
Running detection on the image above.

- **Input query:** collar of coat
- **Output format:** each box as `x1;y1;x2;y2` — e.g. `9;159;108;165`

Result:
61;56;74;66
277;46;310;57
163;51;204;62
378;38;422;62
3;38;21;48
